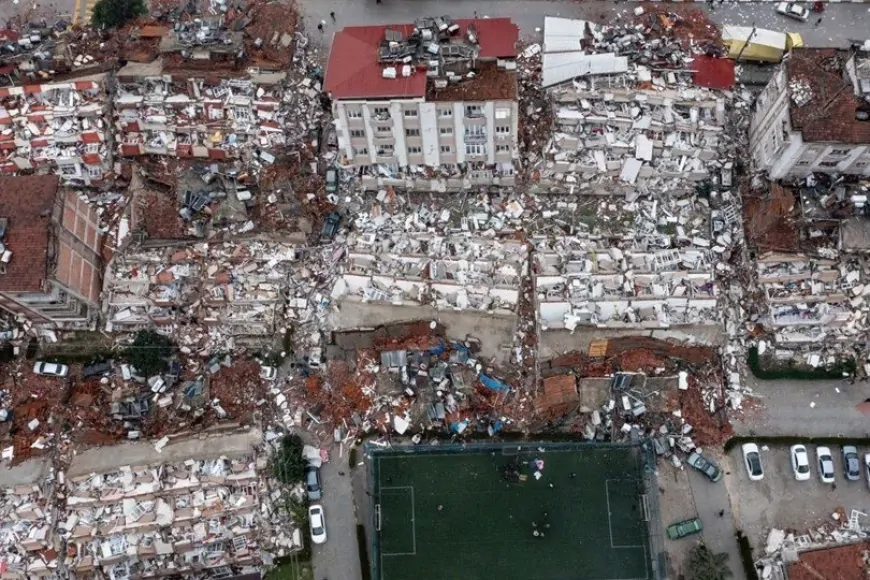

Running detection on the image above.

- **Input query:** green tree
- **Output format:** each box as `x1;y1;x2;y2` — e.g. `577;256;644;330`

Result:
272;434;307;485
124;330;173;376
688;543;733;580
90;0;146;29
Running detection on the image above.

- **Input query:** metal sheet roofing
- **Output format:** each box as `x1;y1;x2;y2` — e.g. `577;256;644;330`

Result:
543;17;587;53
542;52;628;88
324;18;519;100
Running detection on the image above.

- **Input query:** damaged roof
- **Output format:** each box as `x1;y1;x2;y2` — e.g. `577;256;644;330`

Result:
324;18;519;100
786;48;870;144
0;175;58;292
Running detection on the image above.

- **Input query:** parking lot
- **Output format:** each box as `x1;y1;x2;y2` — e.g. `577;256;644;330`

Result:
725;444;870;553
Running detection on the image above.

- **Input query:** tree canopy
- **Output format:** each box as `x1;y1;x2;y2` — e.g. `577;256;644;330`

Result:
124;330;173;376
272;434;307;485
91;0;147;29
688;543;733;580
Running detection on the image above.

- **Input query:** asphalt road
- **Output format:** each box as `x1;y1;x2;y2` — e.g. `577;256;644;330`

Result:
300;0;870;50
686;463;745;580
732;375;870;437
310;444;363;580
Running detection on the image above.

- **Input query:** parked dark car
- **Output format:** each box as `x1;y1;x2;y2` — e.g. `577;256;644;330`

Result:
320;211;341;242
82;361;112;378
305;464;322;500
687;451;722;482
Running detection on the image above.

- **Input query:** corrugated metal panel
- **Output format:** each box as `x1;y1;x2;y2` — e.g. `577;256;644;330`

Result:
543;17;587;53
542;52;628;88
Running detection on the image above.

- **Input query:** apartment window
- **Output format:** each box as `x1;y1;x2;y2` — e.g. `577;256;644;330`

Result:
439;127;453;136
465;125;486;137
819;161;839;168
496;144;510;153
404;108;418;118
372;107;390;118
352;147;368;157
85;143;101;154
471;170;491;180
855;161;868;168
87;165;103;178
796;160;811;166
376;125;392;134
350;129;365;138
408;146;422;155
377;145;394;156
443;163;457;172
346;108;362;119
829;148;851;155
495;125;510;134
439;108;453;118
440;145;452;154
465;105;483;117
59;165;78;176
465;144;484;156
405;128;420;137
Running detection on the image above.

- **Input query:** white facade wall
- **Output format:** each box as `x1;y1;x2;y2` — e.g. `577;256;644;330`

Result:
333;98;519;167
750;67;870;179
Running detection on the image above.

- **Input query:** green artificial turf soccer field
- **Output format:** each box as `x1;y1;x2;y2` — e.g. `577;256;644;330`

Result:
371;443;654;580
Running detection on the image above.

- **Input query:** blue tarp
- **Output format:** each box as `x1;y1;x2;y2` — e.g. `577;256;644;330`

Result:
479;373;510;392
427;340;447;356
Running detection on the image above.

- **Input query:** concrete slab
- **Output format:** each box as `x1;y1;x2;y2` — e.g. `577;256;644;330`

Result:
0;457;50;487
67;428;262;478
331;300;516;364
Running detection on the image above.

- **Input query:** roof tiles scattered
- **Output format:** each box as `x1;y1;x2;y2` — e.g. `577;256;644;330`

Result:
324;18;518;100
787;48;870;144
0;175;58;292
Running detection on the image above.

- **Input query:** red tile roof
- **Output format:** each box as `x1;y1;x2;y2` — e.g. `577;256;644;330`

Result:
691;56;734;90
0;175;59;292
324;18;519;100
787;48;870;144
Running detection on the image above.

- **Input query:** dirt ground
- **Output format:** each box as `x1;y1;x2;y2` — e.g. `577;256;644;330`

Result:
657;462;699;578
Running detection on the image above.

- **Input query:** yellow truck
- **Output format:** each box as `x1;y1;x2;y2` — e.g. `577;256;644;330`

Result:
721;25;803;63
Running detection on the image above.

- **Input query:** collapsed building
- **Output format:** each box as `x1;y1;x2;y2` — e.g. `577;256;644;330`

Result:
0;76;110;183
103;236;302;348
324;16;520;190
62;454;273;580
0;478;57;578
332;231;527;314
750;47;870;180
534;17;732;196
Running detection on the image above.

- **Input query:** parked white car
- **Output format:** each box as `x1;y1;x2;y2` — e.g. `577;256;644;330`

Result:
32;361;69;377
864;453;870;489
775;2;809;21
791;444;811;481
816;446;835;483
259;365;277;381
742;443;764;481
309;504;327;544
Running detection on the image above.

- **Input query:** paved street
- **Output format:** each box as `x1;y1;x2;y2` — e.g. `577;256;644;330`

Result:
732;375;870;437
311;446;363;580
686;462;744;580
298;0;870;53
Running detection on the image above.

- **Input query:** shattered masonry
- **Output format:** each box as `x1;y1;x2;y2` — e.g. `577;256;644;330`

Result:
0;79;110;184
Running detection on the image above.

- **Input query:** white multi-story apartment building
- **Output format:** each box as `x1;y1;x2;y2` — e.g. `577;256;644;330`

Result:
750;47;870;180
324;16;519;190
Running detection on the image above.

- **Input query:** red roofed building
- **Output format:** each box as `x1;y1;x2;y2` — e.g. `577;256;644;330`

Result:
0;176;104;329
324;16;520;190
750;47;870;179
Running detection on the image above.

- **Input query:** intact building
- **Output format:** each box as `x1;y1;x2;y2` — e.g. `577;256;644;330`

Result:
0;175;103;329
750;47;870;179
324;16;520;190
